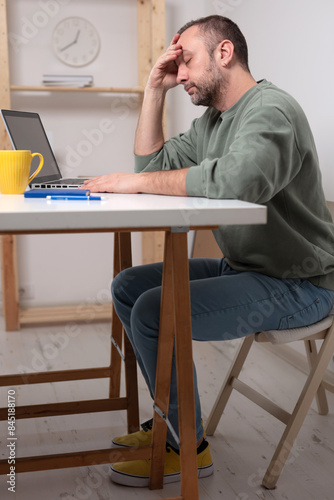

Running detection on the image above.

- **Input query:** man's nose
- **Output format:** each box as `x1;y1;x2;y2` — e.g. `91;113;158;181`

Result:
176;65;188;85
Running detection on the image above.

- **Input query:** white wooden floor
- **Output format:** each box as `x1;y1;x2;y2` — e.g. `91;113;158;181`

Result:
0;317;333;500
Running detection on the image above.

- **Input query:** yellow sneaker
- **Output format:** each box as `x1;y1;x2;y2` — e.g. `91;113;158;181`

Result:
110;439;214;487
111;418;153;448
111;418;206;448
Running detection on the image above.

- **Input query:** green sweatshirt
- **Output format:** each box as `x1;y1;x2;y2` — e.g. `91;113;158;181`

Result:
134;80;334;290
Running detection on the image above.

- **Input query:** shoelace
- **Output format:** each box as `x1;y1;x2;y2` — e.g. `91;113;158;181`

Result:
141;418;153;432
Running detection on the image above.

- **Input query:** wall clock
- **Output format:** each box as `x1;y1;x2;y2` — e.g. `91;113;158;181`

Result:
52;17;100;67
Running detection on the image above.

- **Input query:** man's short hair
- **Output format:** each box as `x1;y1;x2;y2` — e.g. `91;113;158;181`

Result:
178;15;250;72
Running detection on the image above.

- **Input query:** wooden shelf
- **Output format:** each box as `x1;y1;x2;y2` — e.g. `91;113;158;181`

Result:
19;303;112;326
10;85;144;94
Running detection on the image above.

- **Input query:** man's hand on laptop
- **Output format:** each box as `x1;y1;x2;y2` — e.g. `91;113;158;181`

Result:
81;173;143;194
81;169;189;196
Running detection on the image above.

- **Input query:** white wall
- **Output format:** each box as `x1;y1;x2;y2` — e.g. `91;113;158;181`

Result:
2;0;334;309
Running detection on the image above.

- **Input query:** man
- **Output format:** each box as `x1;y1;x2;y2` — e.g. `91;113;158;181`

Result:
84;16;334;487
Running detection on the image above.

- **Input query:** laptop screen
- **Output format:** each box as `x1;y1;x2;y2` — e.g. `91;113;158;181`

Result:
1;109;61;183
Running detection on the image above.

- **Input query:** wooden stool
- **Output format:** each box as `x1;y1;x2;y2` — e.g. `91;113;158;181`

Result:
206;313;334;489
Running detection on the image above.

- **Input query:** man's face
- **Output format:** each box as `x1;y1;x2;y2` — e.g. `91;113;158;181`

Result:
176;26;226;108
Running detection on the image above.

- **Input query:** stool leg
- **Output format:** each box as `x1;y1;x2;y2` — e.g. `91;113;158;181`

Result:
304;339;328;415
206;335;254;436
262;327;334;489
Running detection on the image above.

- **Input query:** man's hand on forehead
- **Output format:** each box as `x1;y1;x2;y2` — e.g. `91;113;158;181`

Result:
146;33;184;91
170;33;183;57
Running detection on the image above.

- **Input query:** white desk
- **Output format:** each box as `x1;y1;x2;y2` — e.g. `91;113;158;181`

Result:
0;193;266;232
0;193;266;500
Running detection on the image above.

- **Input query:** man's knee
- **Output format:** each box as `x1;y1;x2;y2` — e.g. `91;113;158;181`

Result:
131;289;161;339
111;262;163;307
111;268;136;304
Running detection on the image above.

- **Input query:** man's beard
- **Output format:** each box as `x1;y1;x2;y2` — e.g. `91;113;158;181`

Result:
188;62;226;108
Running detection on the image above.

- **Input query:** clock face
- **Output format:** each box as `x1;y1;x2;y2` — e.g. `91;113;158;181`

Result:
52;17;100;67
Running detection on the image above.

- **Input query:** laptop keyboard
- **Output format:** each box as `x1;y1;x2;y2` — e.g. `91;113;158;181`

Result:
32;178;88;188
53;178;86;184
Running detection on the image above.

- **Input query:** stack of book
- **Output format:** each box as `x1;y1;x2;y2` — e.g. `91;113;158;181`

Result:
42;75;94;87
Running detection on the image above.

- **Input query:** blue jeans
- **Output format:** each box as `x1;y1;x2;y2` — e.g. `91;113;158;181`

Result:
111;258;334;448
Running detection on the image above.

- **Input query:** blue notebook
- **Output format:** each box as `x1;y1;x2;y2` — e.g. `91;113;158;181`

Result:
24;188;90;198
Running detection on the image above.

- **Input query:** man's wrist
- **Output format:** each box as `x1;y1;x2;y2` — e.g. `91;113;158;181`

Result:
135;169;189;196
144;85;167;103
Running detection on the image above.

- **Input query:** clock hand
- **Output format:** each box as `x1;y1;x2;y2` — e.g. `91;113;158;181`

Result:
59;30;81;52
60;40;77;52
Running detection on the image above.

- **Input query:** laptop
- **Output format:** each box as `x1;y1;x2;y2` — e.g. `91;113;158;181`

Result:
1;109;89;189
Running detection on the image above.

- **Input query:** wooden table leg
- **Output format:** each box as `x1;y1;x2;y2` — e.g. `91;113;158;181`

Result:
150;230;175;489
150;230;199;499
110;232;139;433
172;231;199;500
109;233;123;398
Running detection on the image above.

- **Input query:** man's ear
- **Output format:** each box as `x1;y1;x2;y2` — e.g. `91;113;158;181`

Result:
217;39;234;68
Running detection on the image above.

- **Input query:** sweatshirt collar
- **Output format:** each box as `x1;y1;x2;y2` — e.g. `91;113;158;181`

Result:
219;79;269;119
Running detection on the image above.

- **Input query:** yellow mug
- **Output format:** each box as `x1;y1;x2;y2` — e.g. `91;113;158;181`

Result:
0;150;44;194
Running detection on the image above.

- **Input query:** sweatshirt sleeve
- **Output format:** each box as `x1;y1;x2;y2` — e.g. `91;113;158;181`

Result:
185;106;304;203
134;117;199;173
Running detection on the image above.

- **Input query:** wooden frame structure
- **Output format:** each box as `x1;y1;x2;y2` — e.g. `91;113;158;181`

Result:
0;230;141;471
0;0;166;331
